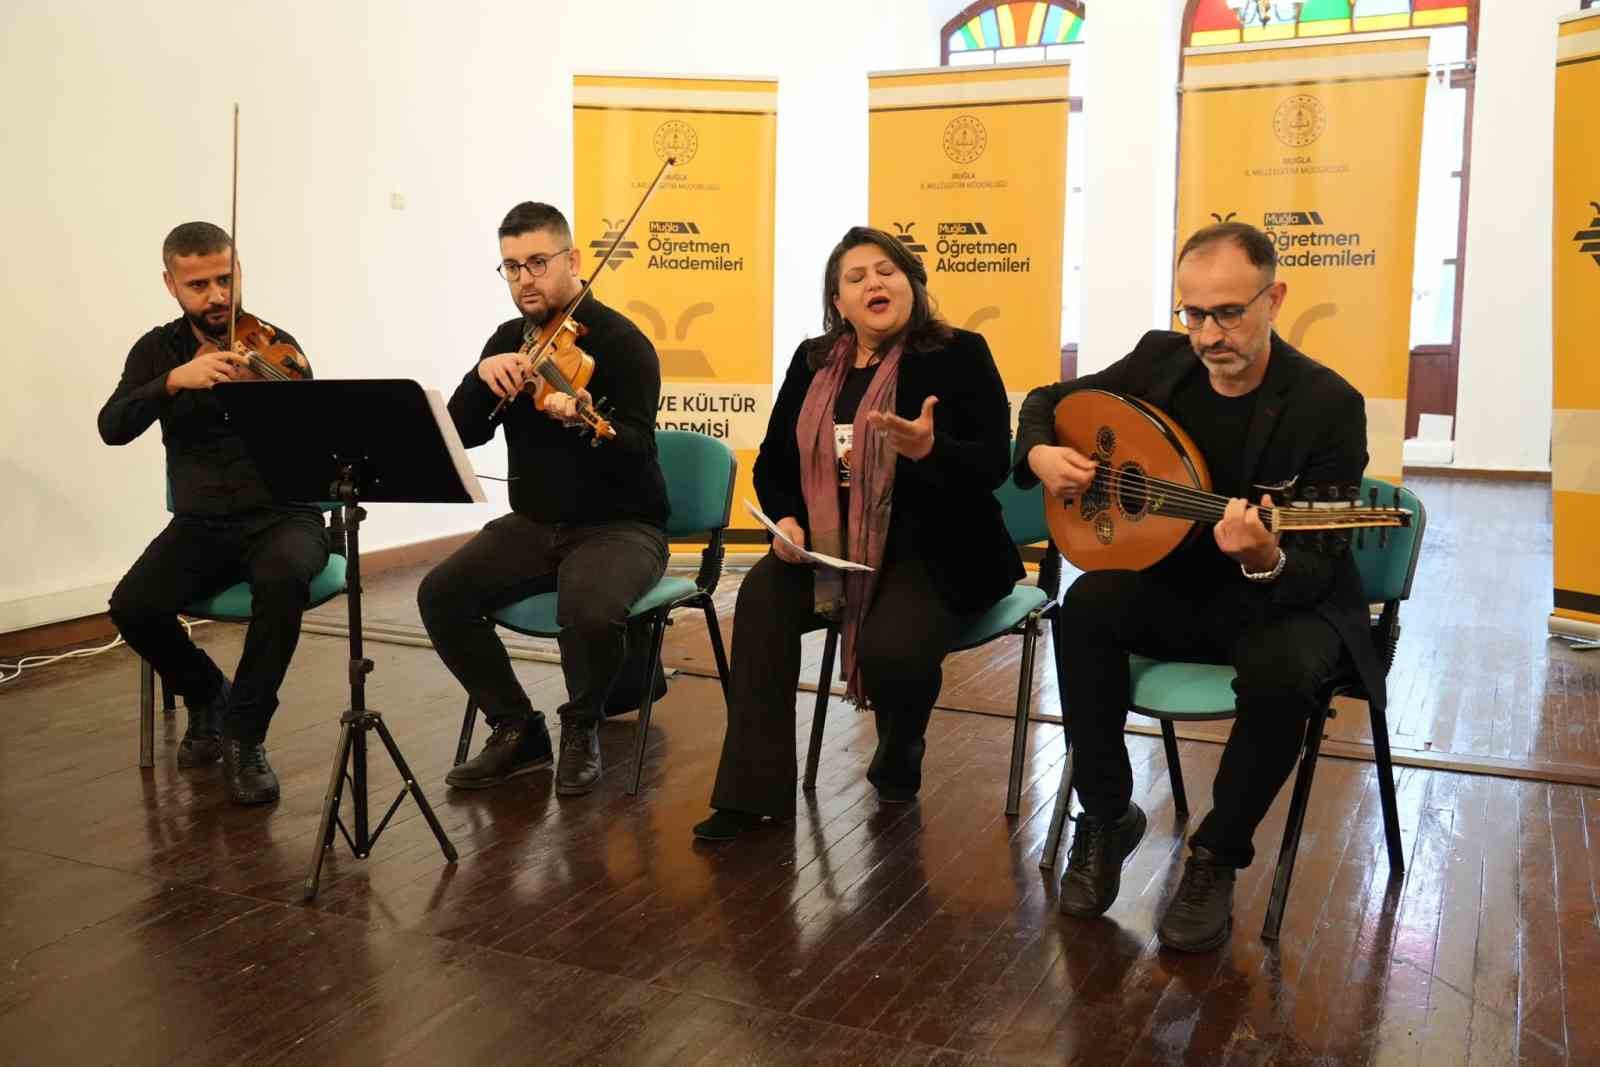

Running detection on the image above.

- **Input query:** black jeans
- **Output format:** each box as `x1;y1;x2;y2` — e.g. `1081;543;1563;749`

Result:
1054;566;1345;868
417;513;668;728
108;507;330;743
709;550;966;819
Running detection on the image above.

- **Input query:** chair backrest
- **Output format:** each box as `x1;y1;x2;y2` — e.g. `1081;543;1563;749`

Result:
656;430;737;538
1351;476;1426;603
995;477;1049;548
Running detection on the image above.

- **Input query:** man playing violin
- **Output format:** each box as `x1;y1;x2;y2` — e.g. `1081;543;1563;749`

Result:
99;221;329;805
419;202;668;797
1015;222;1378;952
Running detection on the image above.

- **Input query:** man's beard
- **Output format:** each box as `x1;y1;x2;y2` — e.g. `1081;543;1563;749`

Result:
188;306;230;343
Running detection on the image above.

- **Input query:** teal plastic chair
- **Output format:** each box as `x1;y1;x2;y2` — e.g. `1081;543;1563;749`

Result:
802;478;1061;815
452;430;736;795
138;486;348;767
1038;476;1426;941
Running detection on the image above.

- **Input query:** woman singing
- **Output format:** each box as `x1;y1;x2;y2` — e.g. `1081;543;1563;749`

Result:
693;226;1022;841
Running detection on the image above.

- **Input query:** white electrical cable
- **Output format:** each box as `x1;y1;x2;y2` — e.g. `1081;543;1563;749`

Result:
0;618;207;686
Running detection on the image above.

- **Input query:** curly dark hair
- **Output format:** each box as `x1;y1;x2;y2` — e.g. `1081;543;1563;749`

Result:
806;226;951;369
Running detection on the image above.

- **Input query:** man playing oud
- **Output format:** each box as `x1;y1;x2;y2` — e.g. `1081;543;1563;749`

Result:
1015;222;1382;952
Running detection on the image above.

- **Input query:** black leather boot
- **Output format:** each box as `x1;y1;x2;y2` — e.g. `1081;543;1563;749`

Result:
1157;846;1237;952
1058;802;1148;917
223;739;280;805
555;721;601;796
178;679;229;768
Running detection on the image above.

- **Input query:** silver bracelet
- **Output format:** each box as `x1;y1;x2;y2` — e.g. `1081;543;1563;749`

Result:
1241;547;1286;583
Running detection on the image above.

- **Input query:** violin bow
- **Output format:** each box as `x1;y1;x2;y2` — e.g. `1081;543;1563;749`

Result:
228;103;240;354
489;154;677;420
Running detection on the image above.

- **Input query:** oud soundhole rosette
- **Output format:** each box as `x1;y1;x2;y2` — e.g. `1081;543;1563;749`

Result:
1115;461;1148;522
1095;426;1116;458
1093;511;1115;545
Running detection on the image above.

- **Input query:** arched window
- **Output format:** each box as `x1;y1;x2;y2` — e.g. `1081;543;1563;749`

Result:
1186;1;1467;47
942;1;1085;64
940;2;1086;366
1182;0;1479;445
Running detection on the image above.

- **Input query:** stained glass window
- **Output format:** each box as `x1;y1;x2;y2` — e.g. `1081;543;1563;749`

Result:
1186;1;1468;47
943;2;1085;64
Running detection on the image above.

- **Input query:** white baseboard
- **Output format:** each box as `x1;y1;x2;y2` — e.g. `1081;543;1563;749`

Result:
1403;438;1454;466
0;582;117;636
1549;614;1600;642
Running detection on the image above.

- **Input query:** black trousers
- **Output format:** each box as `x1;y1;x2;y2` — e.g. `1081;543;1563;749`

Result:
108;507;330;743
709;550;966;819
1054;565;1344;868
417;513;668;728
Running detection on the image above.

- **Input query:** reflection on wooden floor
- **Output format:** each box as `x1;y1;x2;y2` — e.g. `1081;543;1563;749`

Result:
3;473;1598;1064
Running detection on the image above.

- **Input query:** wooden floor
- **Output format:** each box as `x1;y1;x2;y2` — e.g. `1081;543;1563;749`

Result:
3;473;1599;1065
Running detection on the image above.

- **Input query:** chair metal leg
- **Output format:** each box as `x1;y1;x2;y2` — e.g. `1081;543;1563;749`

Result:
1005;614;1042;817
803;627;839;792
1040;739;1075;871
627;614;672;796
1367;703;1406;873
139;658;155;769
1262;704;1330;941
702;599;732;701
1160;719;1189;818
454;697;477;767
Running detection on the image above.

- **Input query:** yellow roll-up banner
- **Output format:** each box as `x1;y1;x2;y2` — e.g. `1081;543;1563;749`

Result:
1551;10;1600;637
1178;35;1429;484
572;73;777;533
867;63;1069;420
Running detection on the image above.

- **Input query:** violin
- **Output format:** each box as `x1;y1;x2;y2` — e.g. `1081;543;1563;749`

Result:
488;154;678;444
514;314;614;441
199;311;311;381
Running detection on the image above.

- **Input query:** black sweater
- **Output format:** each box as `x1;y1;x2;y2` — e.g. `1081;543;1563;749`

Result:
98;315;312;516
448;295;668;527
755;328;1023;614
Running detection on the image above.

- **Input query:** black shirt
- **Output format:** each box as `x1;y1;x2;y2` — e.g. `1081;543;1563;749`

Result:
98;315;315;516
448;293;668;527
832;360;883;490
1162;362;1259;580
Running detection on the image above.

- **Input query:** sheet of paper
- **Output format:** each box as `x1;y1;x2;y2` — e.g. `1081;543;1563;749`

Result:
743;500;874;572
425;387;488;503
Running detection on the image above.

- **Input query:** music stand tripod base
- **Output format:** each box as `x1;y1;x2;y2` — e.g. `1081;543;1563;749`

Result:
212;380;484;902
304;472;457;901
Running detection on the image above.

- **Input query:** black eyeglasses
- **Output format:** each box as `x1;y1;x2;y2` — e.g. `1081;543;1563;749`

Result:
1174;283;1273;331
497;249;572;281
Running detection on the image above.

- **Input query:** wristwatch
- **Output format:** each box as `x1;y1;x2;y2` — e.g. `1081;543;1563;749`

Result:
1241;547;1286;583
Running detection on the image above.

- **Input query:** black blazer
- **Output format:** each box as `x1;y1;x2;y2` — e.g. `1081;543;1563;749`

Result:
755;328;1024;615
1012;330;1384;709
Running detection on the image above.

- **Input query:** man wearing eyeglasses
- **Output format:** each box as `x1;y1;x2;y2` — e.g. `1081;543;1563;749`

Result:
1013;221;1376;953
418;201;668;797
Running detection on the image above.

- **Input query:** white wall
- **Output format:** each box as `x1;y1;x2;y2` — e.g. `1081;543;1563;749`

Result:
0;0;1570;632
1076;5;1183;373
1452;0;1569;471
0;0;938;631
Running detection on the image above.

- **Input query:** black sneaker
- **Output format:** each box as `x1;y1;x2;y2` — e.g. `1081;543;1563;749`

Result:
178;679;230;768
223;739;280;805
1157;847;1237;953
446;719;554;790
691;809;768;841
1058;801;1147;917
555;721;601;796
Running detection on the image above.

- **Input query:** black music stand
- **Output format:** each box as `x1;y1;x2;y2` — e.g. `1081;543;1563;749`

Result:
216;379;485;901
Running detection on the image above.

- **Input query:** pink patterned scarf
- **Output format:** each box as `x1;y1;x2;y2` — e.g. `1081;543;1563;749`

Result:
794;334;903;703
